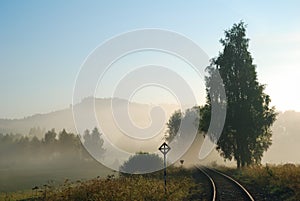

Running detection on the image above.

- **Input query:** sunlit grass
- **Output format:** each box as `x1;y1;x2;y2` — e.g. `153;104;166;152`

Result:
0;190;33;201
222;164;300;200
2;167;202;201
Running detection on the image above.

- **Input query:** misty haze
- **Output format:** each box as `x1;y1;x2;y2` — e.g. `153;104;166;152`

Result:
1;1;300;201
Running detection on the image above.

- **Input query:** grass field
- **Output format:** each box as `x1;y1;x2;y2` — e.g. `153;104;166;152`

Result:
0;160;113;193
0;167;202;201
220;164;300;201
2;164;300;201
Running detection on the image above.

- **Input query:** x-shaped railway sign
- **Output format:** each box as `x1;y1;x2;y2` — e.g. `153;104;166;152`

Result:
159;142;171;155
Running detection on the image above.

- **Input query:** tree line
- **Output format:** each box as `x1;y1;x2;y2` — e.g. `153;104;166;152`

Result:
0;127;105;168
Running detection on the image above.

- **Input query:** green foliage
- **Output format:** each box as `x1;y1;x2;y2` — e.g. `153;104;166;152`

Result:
166;107;200;143
166;22;277;167
201;21;277;167
166;110;182;142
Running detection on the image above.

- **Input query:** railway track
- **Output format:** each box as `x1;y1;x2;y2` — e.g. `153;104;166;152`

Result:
197;166;255;201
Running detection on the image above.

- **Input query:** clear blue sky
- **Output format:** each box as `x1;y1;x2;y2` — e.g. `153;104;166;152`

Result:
1;1;300;118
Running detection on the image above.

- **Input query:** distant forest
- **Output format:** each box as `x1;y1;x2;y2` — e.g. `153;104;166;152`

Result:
0;128;105;169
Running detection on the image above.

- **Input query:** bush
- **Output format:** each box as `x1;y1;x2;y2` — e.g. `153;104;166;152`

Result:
120;152;163;174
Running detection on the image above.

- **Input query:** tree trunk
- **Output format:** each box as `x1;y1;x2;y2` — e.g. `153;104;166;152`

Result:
237;159;241;168
241;160;245;167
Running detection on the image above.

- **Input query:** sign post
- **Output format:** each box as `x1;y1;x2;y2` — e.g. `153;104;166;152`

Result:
159;142;171;196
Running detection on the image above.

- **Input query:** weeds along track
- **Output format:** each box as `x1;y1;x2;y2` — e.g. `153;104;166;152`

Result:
197;166;255;201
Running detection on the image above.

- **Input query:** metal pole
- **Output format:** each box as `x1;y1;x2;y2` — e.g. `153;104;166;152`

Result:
164;153;166;195
159;142;170;199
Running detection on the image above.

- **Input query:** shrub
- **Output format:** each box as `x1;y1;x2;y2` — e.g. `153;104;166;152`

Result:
120;152;163;174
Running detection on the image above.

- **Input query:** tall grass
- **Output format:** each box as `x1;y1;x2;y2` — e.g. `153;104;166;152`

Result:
1;167;201;201
224;164;300;200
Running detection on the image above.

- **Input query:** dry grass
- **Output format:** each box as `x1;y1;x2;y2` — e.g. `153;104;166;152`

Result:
223;164;300;200
1;167;201;201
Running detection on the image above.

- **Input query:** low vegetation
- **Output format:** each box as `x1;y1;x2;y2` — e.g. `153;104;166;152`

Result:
1;167;202;201
221;164;300;200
